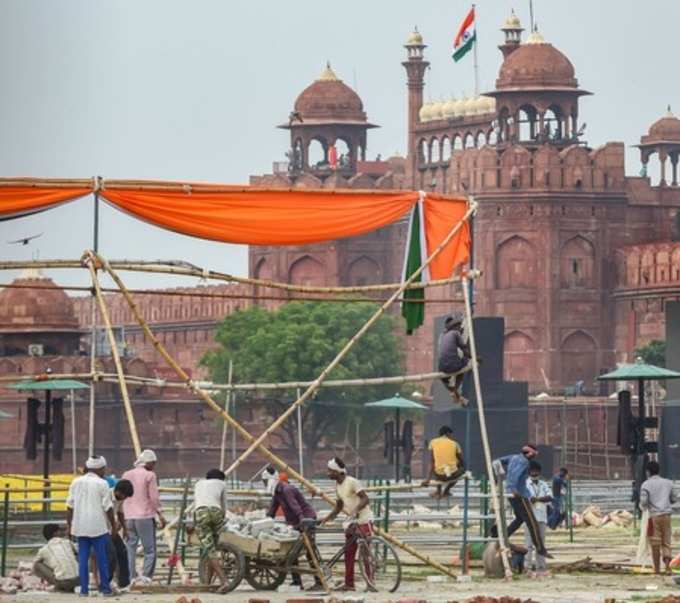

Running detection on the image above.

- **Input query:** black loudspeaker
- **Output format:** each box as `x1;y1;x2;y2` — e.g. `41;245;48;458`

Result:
659;401;680;479
665;303;680;400
617;390;635;454
536;444;554;478
425;315;529;476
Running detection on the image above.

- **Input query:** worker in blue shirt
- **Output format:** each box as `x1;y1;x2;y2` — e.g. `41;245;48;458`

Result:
547;467;569;529
489;444;551;559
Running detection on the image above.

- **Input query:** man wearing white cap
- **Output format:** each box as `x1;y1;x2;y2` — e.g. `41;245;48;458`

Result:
121;449;166;582
320;457;373;591
66;456;117;597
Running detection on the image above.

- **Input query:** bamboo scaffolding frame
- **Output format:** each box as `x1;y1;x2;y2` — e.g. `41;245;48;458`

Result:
461;276;512;579
0;177;95;189
221;202;476;480
0;282;465;305
0;369;463;389
84;253;142;457
95;252;462;579
0;258;464;294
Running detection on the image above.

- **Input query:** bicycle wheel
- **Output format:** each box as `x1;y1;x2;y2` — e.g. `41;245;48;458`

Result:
358;536;402;592
197;543;245;593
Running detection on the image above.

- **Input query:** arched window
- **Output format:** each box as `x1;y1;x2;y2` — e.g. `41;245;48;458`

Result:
289;255;325;287
560;236;595;288
476;130;487;147
561;331;597;386
495;236;537;289
504;331;536;383
464;132;474;149
307;138;327;168
518;105;537;142
487;128;498;145
419;139;429;163
335;138;351;168
544;106;563;140
453;134;463;151
347;256;382;286
430;138;441;162
441;136;452;161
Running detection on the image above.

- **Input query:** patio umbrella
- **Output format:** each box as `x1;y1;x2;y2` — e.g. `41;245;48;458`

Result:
598;359;680;486
365;394;428;482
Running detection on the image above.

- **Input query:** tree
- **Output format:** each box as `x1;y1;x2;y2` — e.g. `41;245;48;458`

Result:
634;339;666;367
201;302;403;463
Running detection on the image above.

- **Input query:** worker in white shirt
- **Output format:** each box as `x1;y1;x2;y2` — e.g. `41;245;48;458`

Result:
192;468;231;593
66;456;118;597
33;524;79;592
321;457;374;592
525;461;553;577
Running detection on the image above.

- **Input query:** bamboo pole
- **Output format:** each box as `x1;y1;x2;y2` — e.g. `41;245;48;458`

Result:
96;251;461;579
85;255;142;457
219;360;233;471
0;281;465;306
461;275;512;579
223;200;476;479
0;177;95;188
0;258;465;294
70;390;77;475
88;285;97;457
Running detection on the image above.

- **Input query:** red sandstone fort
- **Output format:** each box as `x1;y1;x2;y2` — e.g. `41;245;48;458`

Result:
2;15;679;475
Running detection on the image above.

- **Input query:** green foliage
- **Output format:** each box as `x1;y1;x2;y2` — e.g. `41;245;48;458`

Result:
634;339;666;368
201;302;404;456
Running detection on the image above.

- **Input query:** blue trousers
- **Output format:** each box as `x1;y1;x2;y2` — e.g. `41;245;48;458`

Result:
78;534;111;595
547;496;563;529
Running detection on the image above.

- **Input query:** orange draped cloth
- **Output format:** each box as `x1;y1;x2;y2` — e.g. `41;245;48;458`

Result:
101;186;470;279
0;184;94;220
0;180;470;280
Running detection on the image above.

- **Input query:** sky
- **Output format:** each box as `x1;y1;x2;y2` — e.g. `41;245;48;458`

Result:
1;0;678;291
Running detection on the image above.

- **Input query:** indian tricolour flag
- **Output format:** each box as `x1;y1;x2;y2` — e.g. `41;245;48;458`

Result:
452;6;476;62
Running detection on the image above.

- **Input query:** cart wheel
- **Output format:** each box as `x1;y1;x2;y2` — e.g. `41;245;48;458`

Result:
358;536;402;592
198;542;245;593
244;558;287;590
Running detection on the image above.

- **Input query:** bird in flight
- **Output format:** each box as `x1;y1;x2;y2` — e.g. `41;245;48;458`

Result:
8;233;43;245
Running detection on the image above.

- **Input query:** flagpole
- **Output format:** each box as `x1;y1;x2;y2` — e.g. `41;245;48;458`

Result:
472;4;479;96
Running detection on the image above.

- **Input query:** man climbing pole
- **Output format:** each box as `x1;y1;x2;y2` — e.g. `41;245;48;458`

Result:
438;312;471;406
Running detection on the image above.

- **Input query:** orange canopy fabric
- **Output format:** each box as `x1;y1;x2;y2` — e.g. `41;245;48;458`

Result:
101;186;470;279
0;185;93;221
422;193;471;281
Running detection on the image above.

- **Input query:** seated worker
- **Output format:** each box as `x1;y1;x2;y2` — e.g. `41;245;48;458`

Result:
421;425;465;498
33;524;79;592
193;468;231;593
437;313;471;406
321;457;374;592
266;471;323;591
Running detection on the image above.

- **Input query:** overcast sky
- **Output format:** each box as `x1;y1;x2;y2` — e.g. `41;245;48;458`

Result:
1;1;678;291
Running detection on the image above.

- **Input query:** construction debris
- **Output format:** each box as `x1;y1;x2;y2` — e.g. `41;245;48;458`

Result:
571;506;633;528
0;562;47;594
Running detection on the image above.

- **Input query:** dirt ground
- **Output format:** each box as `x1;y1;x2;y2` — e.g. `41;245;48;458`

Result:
2;573;679;603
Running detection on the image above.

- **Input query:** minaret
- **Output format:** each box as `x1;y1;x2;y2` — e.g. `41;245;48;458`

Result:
402;28;429;180
499;10;524;58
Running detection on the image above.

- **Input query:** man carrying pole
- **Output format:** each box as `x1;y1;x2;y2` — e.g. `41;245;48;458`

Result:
490;444;551;560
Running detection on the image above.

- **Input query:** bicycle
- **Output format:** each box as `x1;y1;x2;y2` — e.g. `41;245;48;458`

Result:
198;518;402;593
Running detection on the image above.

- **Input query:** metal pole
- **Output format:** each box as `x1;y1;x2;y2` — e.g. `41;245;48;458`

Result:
568;479;574;543
231;394;237;482
462;472;470;574
1;485;8;577
43;389;51;516
70;389;77;475
472;4;479;96
88;188;100;457
395;408;401;483
296;387;304;478
219;360;233;471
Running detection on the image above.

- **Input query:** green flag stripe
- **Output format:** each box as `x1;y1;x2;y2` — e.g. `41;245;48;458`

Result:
452;32;475;62
401;204;425;334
